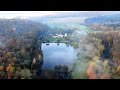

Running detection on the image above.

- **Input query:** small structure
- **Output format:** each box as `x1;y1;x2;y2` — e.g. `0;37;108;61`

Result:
52;33;67;38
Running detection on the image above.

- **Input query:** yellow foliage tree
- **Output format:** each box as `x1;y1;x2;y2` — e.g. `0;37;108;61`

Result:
13;57;17;62
6;52;12;58
6;64;15;73
21;68;32;79
20;48;26;58
103;59;109;69
100;59;110;79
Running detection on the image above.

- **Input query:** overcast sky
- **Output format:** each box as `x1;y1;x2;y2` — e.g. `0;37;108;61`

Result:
0;11;75;18
0;11;120;18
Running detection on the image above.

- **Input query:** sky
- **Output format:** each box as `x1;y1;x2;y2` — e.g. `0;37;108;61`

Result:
0;11;120;19
0;11;75;18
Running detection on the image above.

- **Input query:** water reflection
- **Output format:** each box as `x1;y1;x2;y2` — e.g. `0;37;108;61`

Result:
41;43;77;70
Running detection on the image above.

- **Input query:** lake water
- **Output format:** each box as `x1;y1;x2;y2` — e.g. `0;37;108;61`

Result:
41;43;77;70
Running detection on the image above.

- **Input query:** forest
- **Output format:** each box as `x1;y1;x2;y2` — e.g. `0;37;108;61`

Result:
0;11;120;79
0;18;79;79
0;18;46;79
71;14;120;79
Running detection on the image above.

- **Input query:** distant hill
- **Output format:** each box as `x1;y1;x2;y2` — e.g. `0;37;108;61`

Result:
85;14;120;25
0;18;50;35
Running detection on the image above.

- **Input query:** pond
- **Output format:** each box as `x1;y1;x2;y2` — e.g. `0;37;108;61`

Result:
41;43;77;70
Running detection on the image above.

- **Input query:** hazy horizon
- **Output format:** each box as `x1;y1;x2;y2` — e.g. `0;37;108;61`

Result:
0;11;120;19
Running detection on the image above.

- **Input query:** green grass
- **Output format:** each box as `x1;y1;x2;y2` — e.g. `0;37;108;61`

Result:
72;59;88;79
48;36;67;42
70;42;79;49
